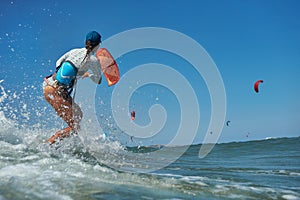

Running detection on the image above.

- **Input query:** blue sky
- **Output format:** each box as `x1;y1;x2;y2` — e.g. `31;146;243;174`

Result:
0;0;299;144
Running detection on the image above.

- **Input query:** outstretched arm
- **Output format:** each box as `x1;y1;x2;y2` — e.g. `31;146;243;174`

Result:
85;58;102;84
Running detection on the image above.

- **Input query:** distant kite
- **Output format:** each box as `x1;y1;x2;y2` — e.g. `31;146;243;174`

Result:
130;111;135;120
226;121;231;126
254;80;264;93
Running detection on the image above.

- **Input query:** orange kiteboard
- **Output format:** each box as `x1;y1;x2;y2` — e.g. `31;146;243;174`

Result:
96;48;120;86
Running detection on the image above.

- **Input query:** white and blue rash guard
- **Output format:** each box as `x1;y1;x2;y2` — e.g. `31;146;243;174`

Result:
55;48;102;85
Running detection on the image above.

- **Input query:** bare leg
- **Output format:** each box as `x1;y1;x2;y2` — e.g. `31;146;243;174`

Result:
44;86;82;144
46;127;72;144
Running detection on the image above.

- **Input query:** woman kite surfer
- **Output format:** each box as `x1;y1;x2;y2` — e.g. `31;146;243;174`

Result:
43;31;103;144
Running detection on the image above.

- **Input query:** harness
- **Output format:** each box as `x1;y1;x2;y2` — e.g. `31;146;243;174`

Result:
44;61;78;95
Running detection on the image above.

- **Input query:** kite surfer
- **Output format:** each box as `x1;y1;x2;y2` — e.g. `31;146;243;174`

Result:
43;31;103;144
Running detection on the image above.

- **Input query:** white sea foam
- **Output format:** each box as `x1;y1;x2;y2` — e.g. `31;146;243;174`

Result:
0;82;7;101
0;163;40;178
265;137;277;140
282;194;300;200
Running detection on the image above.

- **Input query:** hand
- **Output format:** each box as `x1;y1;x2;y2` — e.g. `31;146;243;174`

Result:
81;72;90;79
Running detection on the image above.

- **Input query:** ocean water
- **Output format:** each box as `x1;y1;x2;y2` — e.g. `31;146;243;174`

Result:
0;114;299;200
0;80;299;200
